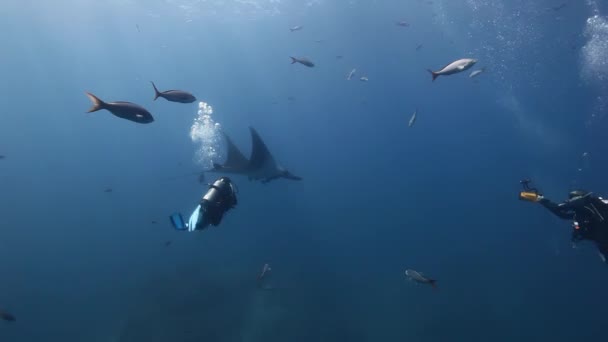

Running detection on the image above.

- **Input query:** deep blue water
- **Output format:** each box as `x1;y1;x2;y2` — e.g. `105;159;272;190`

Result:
1;0;608;341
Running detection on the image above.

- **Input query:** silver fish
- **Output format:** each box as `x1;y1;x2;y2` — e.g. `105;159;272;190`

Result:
428;58;477;81
469;68;486;78
408;109;417;127
290;26;303;32
359;76;369;82
290;57;315;67
405;269;437;288
347;68;356;80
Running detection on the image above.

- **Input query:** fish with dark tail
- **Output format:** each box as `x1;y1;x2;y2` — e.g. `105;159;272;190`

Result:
290;57;315;67
150;82;196;103
85;92;154;124
0;310;15;322
405;269;437;289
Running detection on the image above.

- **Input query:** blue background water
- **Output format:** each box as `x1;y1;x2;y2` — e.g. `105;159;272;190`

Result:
1;0;608;341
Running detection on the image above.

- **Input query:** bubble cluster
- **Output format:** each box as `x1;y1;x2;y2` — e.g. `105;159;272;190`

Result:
190;101;223;170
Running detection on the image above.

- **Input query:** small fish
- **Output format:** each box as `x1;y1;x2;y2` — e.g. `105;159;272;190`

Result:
314;39;324;43
104;187;113;193
290;25;303;32
416;44;423;51
287;96;296;102
164;240;172;247
427;58;477;81
0;155;5;160
408;109;417;127
405;269;437;288
151;220;157;224
198;172;206;184
359;76;369;82
336;55;344;60
0;310;15;322
551;3;567;11
396;21;410;27
258;263;272;280
151;82;196;103
85;92;154;124
290;57;315;67
136;24;140;32
347;68;356;80
469;67;486;78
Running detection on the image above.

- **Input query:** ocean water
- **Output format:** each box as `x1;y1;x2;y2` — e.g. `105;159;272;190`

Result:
1;0;608;341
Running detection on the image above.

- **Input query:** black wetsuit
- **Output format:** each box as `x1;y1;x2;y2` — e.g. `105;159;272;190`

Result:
540;195;608;263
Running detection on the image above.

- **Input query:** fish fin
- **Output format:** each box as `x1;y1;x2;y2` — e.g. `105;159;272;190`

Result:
290;57;297;64
427;69;438;81
150;81;161;100
85;92;106;113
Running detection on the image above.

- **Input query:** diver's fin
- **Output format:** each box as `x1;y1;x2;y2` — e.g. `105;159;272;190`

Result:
85;92;107;113
248;127;277;170
218;131;250;170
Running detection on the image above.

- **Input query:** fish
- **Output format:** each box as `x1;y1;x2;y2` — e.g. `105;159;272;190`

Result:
198;172;206;184
408;109;417;127
150;81;196;103
336;55;344;59
405;269;437;288
164;240;172;247
290;57;315;67
0;310;15;322
85;92;154;124
314;39;325;43
136;24;140;32
0;155;5;160
551;2;567;11
396;21;410;27
258;263;272;280
209;127;302;184
427;58;477;81
347;68;356;80
290;25;303;32
104;187;113;193
416;44;423;51
359;76;369;82
151;220;157;224
469;67;486;78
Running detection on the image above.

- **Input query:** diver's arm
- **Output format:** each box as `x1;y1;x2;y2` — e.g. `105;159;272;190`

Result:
538;197;575;220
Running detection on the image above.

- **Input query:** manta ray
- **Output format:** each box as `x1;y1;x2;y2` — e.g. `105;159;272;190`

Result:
209;127;302;184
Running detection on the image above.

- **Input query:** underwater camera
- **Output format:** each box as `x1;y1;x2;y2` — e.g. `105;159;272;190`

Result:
519;179;540;202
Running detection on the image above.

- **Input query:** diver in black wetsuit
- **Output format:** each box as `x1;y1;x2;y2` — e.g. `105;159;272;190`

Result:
170;177;238;232
520;180;608;264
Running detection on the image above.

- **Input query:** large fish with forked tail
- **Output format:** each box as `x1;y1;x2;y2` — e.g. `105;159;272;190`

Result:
427;58;477;81
150;81;196;103
84;92;154;124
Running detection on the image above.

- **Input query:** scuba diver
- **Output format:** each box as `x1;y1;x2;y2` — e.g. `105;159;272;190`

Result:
519;179;608;264
170;177;238;232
